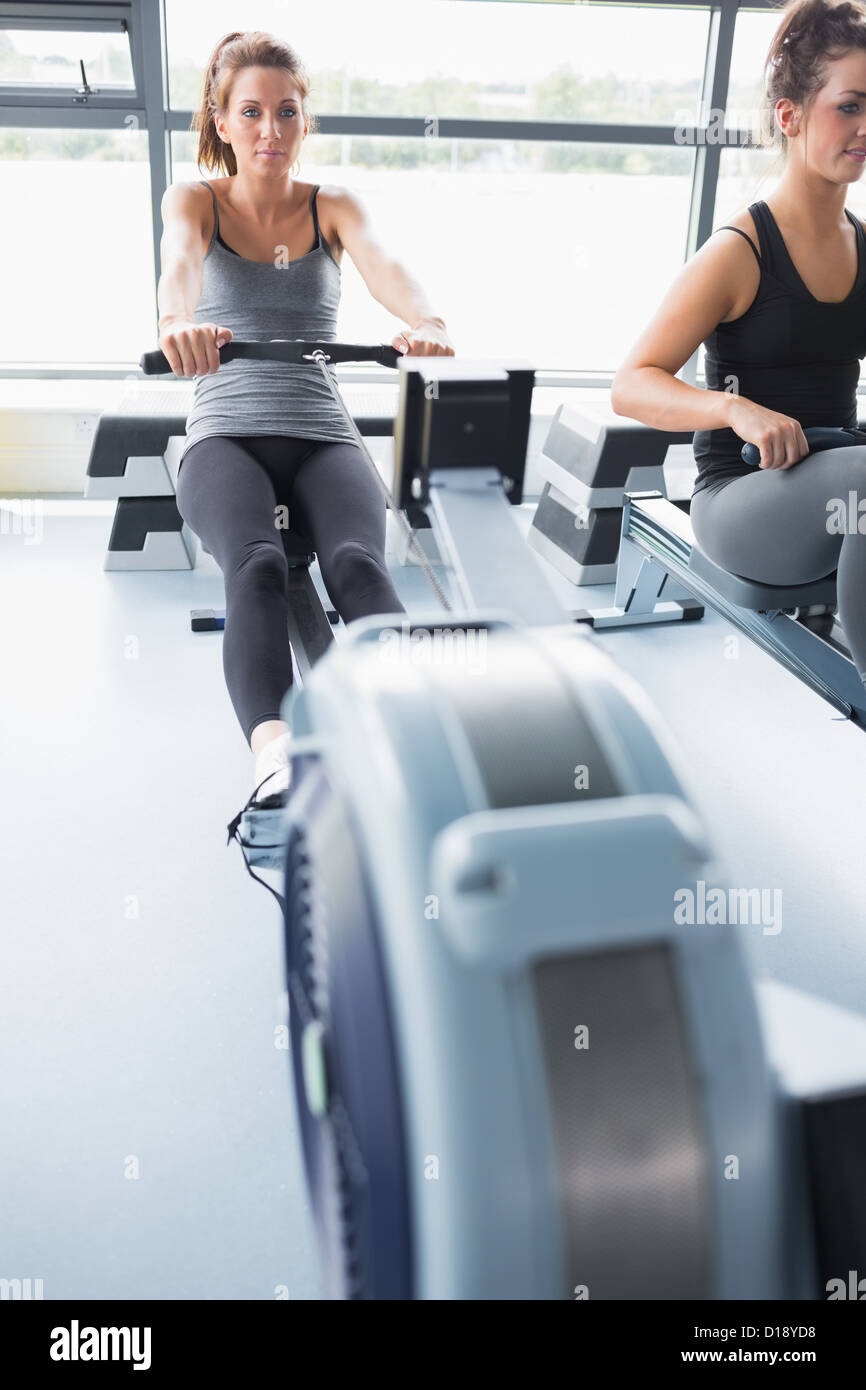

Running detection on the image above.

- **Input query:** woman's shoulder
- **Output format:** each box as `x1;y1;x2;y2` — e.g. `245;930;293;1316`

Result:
160;179;215;239
165;177;214;200
164;177;219;221
312;185;364;253
312;182;357;209
182;175;224;195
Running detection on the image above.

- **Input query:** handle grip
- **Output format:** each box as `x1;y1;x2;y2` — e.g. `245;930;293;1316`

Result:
139;340;401;375
741;425;857;467
140;348;173;374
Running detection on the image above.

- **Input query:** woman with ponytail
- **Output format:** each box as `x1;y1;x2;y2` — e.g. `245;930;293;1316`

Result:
157;32;454;803
611;0;866;697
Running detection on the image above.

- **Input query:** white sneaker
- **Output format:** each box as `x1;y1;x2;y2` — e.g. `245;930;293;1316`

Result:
253;731;293;804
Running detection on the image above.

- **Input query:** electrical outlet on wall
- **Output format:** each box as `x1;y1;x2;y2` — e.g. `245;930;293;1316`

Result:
74;415;98;441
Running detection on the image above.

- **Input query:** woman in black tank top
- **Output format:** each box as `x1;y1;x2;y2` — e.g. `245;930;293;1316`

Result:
694;200;866;494
610;0;866;692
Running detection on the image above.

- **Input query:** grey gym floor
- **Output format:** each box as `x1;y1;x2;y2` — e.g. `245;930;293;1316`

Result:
2;486;866;1301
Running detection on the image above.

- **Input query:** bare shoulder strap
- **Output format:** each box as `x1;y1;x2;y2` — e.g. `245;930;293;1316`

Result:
716;225;763;263
198;179;220;246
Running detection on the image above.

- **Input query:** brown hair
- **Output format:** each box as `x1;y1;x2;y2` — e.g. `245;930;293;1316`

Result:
760;0;866;147
192;31;317;176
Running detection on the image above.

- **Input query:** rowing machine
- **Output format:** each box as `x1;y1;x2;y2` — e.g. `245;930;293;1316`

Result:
278;607;866;1298
137;343;866;1298
531;411;866;729
583;492;866;729
272;362;866;1299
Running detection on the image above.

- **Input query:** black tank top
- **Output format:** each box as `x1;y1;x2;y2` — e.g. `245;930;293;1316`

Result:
693;200;866;494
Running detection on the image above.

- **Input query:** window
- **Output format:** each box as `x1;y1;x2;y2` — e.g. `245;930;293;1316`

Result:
0;128;154;365
726;8;781;141
166;0;709;123
0;20;134;91
714;144;778;227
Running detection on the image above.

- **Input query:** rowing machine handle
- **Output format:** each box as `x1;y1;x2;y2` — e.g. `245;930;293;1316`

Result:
139;345;240;374
741;425;857;467
140;348;184;374
139;341;401;375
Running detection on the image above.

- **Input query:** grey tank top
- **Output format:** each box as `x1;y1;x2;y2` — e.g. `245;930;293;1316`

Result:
179;179;356;460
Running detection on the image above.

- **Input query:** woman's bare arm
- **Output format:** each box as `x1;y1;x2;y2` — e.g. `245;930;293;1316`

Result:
157;183;231;377
327;186;452;349
157;183;207;329
611;226;810;468
610;231;759;430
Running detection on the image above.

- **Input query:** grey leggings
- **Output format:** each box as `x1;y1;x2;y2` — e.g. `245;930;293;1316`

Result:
176;434;407;744
690;447;866;684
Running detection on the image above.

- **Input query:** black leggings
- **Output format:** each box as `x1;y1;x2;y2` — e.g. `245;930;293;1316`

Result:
176;434;407;744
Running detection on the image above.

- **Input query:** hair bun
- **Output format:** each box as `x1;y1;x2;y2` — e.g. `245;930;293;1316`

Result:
761;0;866;145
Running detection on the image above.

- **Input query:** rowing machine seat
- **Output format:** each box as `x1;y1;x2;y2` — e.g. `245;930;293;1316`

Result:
279;526;316;567
688;542;838;611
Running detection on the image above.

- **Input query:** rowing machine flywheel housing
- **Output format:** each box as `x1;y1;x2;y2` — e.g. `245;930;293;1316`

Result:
280;612;782;1300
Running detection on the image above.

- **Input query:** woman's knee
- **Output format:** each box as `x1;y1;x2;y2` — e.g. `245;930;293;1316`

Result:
327;538;388;594
689;482;835;582
230;539;289;596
